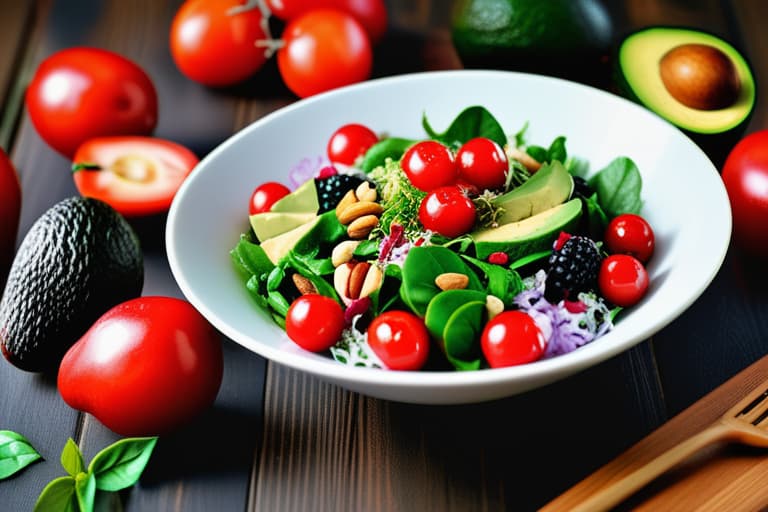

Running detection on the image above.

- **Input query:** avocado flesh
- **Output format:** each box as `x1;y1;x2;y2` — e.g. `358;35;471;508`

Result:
269;179;319;214
250;212;317;242
618;27;755;134
260;217;321;264
472;198;582;260
493;160;573;225
0;197;143;372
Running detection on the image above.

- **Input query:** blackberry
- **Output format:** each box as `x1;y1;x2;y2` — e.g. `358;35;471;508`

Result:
314;174;365;213
544;233;602;302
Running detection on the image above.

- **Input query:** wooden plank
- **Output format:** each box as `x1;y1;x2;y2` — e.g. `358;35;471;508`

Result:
0;0;35;148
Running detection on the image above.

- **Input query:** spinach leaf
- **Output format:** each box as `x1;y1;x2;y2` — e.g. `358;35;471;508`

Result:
547;136;567;163
359;137;414;173
230;235;274;278
442;301;485;371
422;106;506;149
0;430;42;479
463;256;523;307
525;145;548;163
424;289;487;341
589;157;643;218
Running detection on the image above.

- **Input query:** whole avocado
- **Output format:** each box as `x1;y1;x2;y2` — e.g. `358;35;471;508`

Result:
451;0;614;86
0;197;143;372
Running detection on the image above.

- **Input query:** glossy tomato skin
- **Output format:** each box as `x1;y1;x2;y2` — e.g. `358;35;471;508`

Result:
0;149;21;279
604;213;655;263
722;130;768;255
366;310;430;370
419;185;477;238
401;140;458;192
26;47;157;158
286;294;345;352
249;181;291;214
480;311;546;368
170;0;268;87
598;254;649;307
266;0;388;43
277;9;372;98
456;137;508;191
327;123;379;166
72;136;199;217
58;297;223;436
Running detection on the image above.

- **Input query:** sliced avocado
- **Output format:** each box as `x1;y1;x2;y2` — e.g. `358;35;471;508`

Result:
250;211;317;242
269;179;319;214
493;160;573;224
0;197;143;372
260;217;321;264
472;198;582;260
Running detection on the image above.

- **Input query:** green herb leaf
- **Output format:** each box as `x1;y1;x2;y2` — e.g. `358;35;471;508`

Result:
88;437;158;492
230;236;274;277
75;471;96;512
547;136;567;163
0;430;42;479
359;138;414;173
589;157;643;218
61;438;85;477
422;106;506;149
35;476;77;512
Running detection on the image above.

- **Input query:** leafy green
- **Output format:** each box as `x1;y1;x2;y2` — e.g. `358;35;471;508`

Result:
524;135;567;165
89;437;158;491
422;106;506;149
359;137;414;173
0;430;42;479
442;300;485;371
462;255;523;307
35;476;77;512
369;158;426;237
61;438;85;477
589;157;643;218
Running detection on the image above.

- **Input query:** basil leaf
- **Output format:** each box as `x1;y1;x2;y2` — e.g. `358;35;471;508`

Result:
547;136;567;163
422;106;506;149
359;137;414;173
35;476;77;512
589;157;643;218
0;430;42;479
61;438;84;477
88;437;158;492
76;471;96;512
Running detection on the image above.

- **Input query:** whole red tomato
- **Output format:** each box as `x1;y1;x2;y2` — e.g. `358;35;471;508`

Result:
170;0;269;87
266;0;388;43
366;310;430;370
598;254;649;307
58;296;223;436
277;9;373;98
0;149;21;280
722;130;768;255
327;123;379;166
26;47;158;158
285;294;345;352
481;311;546;368
418;185;477;238
249;181;291;215
72;136;199;217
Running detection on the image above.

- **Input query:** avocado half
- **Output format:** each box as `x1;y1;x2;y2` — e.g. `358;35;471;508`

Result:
615;27;755;164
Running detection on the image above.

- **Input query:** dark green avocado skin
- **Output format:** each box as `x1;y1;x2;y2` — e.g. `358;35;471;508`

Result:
0;197;143;372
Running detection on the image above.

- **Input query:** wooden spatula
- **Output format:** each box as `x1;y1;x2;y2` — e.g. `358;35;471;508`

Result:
542;381;768;511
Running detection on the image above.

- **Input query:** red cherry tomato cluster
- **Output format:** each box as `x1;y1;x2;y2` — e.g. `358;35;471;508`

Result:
598;213;654;307
170;0;387;98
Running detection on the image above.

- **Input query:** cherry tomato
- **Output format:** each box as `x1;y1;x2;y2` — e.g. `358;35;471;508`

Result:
277;9;373;98
366;310;430;370
604;213;655;263
598;254;649;307
249;181;291;215
327;123;379;166
0;149;21;279
58;296;223;436
401;140;458;192
170;0;269;87
266;0;388;43
25;47;157;158
72;136;199;217
456;137;509;191
481;311;546;368
286;294;345;352
419;185;477;238
722;130;768;255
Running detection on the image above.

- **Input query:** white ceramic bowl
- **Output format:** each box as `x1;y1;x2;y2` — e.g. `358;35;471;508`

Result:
166;70;731;404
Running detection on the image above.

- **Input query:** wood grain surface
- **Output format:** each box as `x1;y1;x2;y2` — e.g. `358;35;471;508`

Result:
0;1;766;511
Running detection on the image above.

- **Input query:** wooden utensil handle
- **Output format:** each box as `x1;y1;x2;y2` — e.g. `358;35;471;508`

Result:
543;422;732;512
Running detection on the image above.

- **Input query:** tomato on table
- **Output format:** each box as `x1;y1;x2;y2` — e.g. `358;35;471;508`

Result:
170;0;269;87
0;149;21;278
58;296;223;436
401;140;458;192
327;123;379;166
598;254;649;307
480;311;547;368
277;9;373;98
72;136;199;217
418;185;477;238
266;0;388;43
286;294;346;352
456;137;509;191
366;310;430;370
25;47;157;158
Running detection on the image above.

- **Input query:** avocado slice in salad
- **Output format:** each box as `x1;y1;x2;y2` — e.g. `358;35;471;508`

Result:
493;160;574;224
472;197;582;260
250;211;317;242
269;179;319;214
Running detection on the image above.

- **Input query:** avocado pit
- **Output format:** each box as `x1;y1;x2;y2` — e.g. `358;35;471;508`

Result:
659;43;741;110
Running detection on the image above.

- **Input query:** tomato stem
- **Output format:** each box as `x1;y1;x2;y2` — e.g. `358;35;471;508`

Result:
71;162;102;173
228;0;279;58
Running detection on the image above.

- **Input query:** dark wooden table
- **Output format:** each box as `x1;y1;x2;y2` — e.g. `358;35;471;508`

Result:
1;1;767;510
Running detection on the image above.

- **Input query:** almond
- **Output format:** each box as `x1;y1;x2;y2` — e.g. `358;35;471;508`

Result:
348;261;371;299
360;264;383;298
337;201;384;225
435;272;469;291
335;189;358;221
347;214;379;239
292;273;317;295
331;240;361;267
